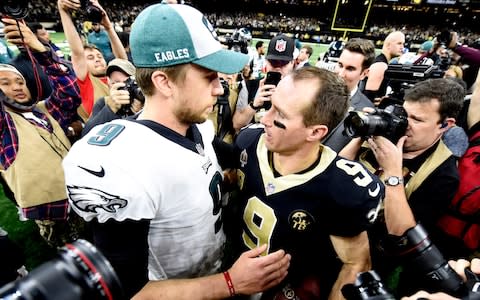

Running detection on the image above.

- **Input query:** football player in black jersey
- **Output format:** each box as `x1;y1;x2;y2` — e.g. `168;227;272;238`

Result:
226;67;384;300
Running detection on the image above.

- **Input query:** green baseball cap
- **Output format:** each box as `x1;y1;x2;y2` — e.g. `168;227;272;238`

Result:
130;3;249;74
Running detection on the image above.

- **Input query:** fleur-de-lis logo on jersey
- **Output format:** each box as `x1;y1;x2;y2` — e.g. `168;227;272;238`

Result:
240;149;248;167
289;210;315;232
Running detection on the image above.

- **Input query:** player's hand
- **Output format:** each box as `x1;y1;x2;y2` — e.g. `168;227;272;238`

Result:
228;244;291;295
107;82;130;113
1;18;46;52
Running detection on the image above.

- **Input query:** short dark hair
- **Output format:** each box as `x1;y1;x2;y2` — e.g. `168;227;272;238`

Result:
343;38;376;71
292;67;349;130
255;41;264;50
84;44;101;53
28;22;44;33
404;78;465;122
302;45;313;57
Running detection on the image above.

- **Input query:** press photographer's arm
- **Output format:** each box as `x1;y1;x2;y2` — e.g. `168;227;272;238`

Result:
1;18;46;53
442;31;480;67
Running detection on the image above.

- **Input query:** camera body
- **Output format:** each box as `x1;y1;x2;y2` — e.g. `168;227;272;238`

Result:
343;104;408;143
0;239;124;300
226;38;249;55
0;0;29;19
226;28;251;55
342;270;395;300
80;0;103;23
343;224;480;300
217;77;230;106
117;77;145;116
436;30;453;48
384;64;445;101
391;224;466;296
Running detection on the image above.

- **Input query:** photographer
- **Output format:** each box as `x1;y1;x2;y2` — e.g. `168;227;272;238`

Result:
232;34;295;131
57;0;128;122
82;58;143;136
340;78;468;296
0;18;82;247
208;71;247;143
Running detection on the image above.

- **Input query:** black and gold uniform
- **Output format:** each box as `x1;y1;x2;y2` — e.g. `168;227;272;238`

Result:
231;127;384;299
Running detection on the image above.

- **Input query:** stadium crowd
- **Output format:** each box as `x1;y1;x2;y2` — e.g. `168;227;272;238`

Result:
1;0;480;299
21;0;480;47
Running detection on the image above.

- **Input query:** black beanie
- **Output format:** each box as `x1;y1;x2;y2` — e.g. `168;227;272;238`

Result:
10;52;53;103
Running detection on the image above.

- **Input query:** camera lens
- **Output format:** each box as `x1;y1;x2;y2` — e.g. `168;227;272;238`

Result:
344;111;386;138
1;0;29;19
343;104;408;143
0;239;124;300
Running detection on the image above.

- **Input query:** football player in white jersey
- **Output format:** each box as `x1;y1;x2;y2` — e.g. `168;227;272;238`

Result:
62;3;290;299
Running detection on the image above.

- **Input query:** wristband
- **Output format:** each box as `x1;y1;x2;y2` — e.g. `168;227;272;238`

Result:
223;271;236;297
249;101;261;111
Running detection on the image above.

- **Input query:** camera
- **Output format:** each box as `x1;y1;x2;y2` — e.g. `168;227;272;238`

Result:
215;77;234;139
436;30;453;48
384;64;445;101
217;77;230;107
117;77;145;116
391;224;467;296
343;104;408;143
79;0;103;23
343;224;480;300
0;239;124;300
0;0;29;19
343;269;480;300
225;28;251;55
342;270;395;300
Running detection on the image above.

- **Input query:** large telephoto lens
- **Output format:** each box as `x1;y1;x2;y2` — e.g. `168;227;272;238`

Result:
344;111;387;138
0;239;124;300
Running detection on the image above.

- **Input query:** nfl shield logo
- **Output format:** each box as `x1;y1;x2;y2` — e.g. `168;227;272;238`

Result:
275;39;287;52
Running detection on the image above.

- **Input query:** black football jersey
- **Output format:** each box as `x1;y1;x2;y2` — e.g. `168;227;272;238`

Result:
234;127;384;296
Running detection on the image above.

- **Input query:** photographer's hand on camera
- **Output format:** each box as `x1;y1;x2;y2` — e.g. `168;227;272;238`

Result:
367;135;405;177
368;135;416;235
107;82;131;114
89;0;113;30
57;0;81;13
1;18;46;53
401;258;480;300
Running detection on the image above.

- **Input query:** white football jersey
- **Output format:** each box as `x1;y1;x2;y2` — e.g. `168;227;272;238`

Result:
63;119;226;280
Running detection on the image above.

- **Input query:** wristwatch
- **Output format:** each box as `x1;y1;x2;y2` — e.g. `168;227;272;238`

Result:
384;176;404;186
